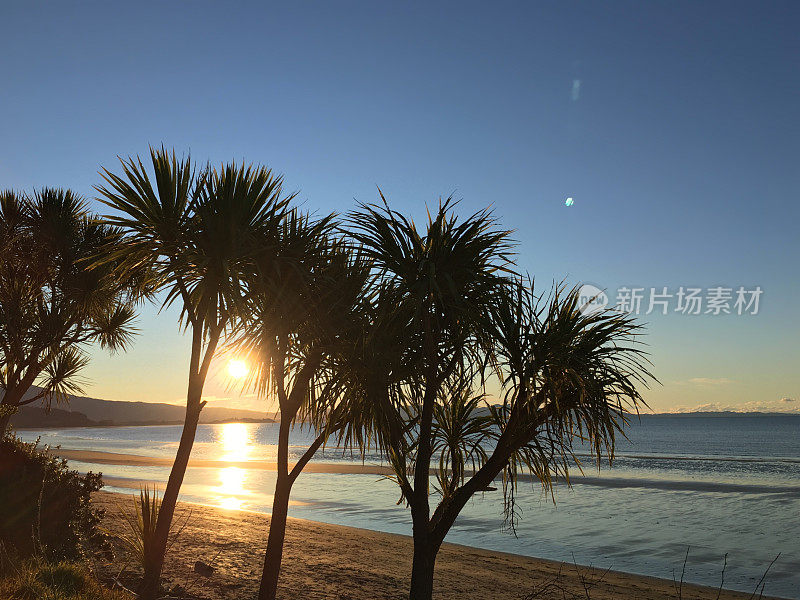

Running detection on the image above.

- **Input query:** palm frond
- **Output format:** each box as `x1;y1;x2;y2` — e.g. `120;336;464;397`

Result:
40;347;90;405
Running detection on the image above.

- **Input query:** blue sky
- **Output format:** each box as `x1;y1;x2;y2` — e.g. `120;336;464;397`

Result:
1;1;798;412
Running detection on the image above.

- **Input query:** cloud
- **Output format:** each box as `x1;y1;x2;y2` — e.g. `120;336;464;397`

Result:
571;79;581;101
670;397;800;414
685;377;734;386
682;402;723;412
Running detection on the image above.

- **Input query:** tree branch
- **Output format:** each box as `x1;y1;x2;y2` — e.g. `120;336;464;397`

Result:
17;389;50;406
174;272;199;329
288;432;327;484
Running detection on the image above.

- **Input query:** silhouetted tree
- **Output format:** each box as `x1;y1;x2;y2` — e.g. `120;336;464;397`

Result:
347;197;653;600
96;149;291;599
238;211;372;600
0;189;136;434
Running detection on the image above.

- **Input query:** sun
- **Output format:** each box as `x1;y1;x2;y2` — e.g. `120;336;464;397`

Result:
227;359;249;379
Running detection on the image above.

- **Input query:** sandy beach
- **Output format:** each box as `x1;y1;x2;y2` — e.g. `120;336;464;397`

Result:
93;491;777;600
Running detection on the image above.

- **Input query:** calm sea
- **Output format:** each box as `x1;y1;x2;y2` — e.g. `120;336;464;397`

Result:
18;415;800;598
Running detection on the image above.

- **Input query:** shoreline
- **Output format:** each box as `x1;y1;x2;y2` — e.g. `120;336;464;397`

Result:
94;490;783;600
53;448;800;497
54;448;395;475
13;419;278;430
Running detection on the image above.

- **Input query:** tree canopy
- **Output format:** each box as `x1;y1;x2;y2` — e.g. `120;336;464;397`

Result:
0;188;136;432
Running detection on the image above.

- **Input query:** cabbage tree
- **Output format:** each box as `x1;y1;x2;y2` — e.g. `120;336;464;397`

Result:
238;211;371;600
96;148;291;599
348;198;653;600
0;189;136;434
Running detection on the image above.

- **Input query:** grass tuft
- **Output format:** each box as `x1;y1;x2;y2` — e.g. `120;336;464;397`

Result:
112;486;161;569
0;558;130;599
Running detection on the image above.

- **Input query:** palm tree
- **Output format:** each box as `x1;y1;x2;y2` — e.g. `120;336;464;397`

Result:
347;197;654;600
0;189;136;434
96;148;291;599
347;195;511;599
237;211;372;600
411;282;654;578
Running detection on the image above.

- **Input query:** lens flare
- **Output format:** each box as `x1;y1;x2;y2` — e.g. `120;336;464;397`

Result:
227;359;248;379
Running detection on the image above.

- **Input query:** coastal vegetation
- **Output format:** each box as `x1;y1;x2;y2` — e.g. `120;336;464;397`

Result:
0;189;136;434
2;148;653;600
235;211;373;599
96;149;293;599
0;435;106;560
0;559;130;600
0;435;121;599
342;200;651;599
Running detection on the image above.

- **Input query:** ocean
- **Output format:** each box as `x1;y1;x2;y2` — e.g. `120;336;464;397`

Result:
17;415;800;598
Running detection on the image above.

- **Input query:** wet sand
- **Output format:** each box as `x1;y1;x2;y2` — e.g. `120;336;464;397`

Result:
94;491;777;600
56;448;393;475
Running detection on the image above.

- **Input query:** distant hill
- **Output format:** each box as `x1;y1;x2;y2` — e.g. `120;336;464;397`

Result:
11;406;99;428
9;386;274;428
10;392;796;429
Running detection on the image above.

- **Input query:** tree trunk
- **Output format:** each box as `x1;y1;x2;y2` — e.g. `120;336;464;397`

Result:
409;525;438;600
258;411;293;600
258;470;292;600
1;364;58;436
138;387;203;600
0;411;12;436
137;317;221;600
0;388;24;436
408;357;439;600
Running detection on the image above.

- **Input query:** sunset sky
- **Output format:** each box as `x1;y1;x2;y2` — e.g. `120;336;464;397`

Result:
1;2;797;413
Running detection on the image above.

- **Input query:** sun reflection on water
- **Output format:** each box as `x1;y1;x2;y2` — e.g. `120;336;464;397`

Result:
219;422;252;462
217;467;246;510
214;423;253;510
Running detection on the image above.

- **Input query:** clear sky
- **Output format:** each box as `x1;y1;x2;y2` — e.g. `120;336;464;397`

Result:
1;1;798;413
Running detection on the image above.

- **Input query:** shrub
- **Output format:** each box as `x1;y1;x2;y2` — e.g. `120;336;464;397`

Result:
0;434;106;559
